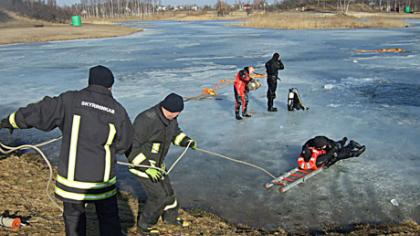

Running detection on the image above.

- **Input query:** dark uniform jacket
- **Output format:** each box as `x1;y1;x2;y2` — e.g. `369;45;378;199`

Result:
301;136;338;166
127;104;192;178
265;58;284;78
5;85;133;203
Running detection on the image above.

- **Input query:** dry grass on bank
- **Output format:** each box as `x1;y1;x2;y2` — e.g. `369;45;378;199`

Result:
0;10;53;28
87;10;416;29
0;23;142;45
0;9;142;45
85;10;248;23
241;12;408;29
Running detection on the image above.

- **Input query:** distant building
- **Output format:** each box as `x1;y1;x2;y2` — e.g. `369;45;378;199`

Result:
157;6;167;11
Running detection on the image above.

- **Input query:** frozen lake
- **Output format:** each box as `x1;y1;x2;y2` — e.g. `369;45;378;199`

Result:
0;20;419;232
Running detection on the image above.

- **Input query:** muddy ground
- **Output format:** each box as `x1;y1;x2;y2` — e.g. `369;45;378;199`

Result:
0;153;419;236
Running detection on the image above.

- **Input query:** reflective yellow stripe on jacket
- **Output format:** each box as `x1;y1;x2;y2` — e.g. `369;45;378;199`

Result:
129;168;150;178
55;187;117;201
103;123;116;182
9;112;19;129
56;175;116;189
174;132;186;146
129;152;149;178
55;174;117;201
68;115;81;181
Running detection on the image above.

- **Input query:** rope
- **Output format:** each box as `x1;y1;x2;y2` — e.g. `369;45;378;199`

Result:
0;136;276;214
166;141;191;174
116;161;166;173
117;141;191;175
195;148;277;179
0;135;192;213
0;138;63;212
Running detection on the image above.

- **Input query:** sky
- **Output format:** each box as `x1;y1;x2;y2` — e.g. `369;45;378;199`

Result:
57;0;277;7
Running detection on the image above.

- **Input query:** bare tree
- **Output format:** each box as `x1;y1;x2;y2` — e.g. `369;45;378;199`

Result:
216;0;231;16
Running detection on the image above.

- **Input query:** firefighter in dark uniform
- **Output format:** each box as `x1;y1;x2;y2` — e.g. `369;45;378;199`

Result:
127;93;197;236
265;52;284;112
0;65;133;236
234;66;255;120
298;136;366;170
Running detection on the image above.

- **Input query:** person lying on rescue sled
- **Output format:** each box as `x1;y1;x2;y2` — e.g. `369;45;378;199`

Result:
234;66;255;120
126;93;197;236
298;136;366;170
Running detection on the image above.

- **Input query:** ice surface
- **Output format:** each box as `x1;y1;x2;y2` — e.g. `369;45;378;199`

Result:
0;20;419;231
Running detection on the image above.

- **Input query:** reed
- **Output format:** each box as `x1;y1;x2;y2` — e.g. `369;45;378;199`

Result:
241;12;408;29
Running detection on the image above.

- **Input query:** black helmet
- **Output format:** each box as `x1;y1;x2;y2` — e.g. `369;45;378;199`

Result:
312;136;329;148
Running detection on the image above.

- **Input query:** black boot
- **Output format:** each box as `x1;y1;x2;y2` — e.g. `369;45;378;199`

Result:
235;112;242;120
351;145;366;157
138;226;160;236
242;110;252;117
337;137;348;147
349;140;363;149
267;98;276;112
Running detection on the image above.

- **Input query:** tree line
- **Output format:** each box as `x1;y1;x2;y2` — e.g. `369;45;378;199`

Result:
0;0;417;23
0;0;73;23
272;0;419;13
217;0;418;14
76;0;160;18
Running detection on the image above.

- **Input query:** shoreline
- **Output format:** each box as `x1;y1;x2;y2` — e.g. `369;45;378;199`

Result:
0;153;418;235
0;23;142;46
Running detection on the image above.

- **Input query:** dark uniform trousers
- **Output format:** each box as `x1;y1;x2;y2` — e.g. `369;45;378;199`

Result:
267;76;278;109
63;195;121;236
137;175;179;229
326;145;357;166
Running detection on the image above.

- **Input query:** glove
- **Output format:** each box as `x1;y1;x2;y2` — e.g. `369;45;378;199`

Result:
188;139;197;150
145;168;163;183
0;118;14;134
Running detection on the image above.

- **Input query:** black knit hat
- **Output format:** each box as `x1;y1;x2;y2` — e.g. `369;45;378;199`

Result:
88;65;114;88
161;93;184;112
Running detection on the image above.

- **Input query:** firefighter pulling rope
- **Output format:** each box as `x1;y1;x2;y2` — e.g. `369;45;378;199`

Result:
0;137;278;216
0;137;189;213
